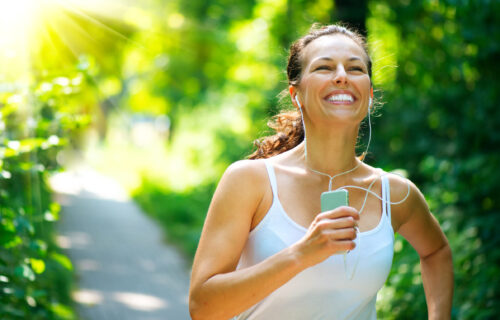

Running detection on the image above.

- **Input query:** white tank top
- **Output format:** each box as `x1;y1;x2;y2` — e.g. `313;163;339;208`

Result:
234;160;394;320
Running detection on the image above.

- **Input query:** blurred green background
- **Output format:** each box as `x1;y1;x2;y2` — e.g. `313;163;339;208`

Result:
0;0;498;319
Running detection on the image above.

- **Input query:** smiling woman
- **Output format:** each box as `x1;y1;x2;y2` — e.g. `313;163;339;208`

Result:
188;23;453;320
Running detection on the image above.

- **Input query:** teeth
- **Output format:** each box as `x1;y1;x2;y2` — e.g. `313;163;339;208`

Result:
327;94;353;102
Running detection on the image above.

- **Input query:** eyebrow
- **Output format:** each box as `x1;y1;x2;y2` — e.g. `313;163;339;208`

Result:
313;56;363;63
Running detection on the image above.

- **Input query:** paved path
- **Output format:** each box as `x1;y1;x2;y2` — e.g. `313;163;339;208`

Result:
51;168;191;320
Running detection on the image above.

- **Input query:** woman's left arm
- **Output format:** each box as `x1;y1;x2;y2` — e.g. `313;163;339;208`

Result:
391;177;454;320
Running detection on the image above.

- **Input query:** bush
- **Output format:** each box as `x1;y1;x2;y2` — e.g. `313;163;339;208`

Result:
0;70;91;319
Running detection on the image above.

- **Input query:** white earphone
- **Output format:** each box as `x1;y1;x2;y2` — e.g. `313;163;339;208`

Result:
295;96;301;109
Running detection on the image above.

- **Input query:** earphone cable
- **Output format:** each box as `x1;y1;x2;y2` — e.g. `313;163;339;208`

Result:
296;96;410;280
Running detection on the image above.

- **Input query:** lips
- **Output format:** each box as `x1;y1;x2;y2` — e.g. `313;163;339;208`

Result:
324;90;356;104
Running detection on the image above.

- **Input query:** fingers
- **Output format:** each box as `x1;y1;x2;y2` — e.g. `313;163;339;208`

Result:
311;207;359;252
297;207;360;264
317;232;357;254
314;206;359;224
315;206;359;221
315;216;358;231
334;240;357;252
320;227;357;241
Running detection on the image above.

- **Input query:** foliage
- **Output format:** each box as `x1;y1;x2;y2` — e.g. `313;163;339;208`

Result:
0;67;92;319
369;1;500;319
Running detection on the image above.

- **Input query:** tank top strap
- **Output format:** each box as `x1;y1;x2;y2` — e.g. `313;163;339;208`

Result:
381;176;392;221
263;159;279;199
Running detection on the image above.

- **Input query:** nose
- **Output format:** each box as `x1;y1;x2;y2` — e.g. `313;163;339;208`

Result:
332;64;348;86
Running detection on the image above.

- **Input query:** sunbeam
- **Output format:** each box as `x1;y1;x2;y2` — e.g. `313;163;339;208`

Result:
0;0;144;81
0;0;39;80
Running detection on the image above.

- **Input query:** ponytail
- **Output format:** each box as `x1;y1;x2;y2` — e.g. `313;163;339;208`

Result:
247;110;304;159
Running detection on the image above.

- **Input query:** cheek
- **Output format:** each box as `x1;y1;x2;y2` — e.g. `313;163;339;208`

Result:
301;74;331;91
352;76;372;92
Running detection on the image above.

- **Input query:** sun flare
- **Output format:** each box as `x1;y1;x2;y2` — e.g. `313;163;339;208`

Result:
0;0;139;81
0;0;38;34
0;0;40;78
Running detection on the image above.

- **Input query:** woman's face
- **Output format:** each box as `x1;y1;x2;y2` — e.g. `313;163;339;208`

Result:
292;34;372;126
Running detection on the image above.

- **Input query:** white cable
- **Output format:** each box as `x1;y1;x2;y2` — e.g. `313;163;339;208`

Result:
297;99;372;191
296;97;411;280
334;172;411;207
340;171;411;280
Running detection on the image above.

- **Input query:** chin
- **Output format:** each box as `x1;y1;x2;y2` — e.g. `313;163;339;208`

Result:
327;109;364;120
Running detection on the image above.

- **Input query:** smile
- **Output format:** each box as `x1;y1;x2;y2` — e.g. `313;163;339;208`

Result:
325;93;355;104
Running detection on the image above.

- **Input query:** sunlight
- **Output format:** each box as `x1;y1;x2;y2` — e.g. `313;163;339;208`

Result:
0;0;38;38
112;291;168;311
73;289;103;305
49;167;129;201
0;0;143;81
0;0;39;79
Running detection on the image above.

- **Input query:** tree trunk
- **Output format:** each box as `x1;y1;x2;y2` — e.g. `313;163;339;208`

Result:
332;0;368;37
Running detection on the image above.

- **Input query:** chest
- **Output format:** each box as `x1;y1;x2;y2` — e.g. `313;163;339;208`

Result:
253;171;386;233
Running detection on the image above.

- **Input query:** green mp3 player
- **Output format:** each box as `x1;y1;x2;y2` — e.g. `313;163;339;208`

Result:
320;189;349;212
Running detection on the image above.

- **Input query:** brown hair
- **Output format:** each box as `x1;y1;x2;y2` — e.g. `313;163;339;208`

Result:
248;23;372;160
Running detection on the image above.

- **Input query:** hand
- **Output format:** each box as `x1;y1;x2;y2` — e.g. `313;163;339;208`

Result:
292;206;360;268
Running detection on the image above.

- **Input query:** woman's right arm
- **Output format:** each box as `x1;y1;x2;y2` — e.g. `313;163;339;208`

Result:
188;160;359;320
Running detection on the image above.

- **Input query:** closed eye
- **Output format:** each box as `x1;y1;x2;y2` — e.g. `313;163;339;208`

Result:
350;66;365;72
314;65;332;71
314;65;365;72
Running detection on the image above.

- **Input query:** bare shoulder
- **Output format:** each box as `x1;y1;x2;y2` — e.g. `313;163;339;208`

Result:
190;159;269;289
215;159;269;208
222;159;268;190
382;170;430;232
225;158;267;175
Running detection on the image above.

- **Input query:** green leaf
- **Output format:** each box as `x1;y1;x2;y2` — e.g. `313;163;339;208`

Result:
45;202;61;221
50;302;75;320
14;264;36;281
3;235;22;248
14;216;34;235
50;252;73;271
19;138;45;152
30;258;46;274
29;239;48;256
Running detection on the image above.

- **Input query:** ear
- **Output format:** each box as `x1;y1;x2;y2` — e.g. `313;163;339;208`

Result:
289;85;300;109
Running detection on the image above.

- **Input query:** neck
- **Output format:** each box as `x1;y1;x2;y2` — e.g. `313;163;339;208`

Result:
299;120;361;177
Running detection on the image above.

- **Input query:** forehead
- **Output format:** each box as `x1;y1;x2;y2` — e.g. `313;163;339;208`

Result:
301;34;368;66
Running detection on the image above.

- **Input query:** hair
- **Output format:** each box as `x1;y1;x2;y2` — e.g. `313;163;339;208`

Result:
248;23;372;160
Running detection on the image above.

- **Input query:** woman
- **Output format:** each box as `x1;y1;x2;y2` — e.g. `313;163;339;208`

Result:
189;24;453;320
